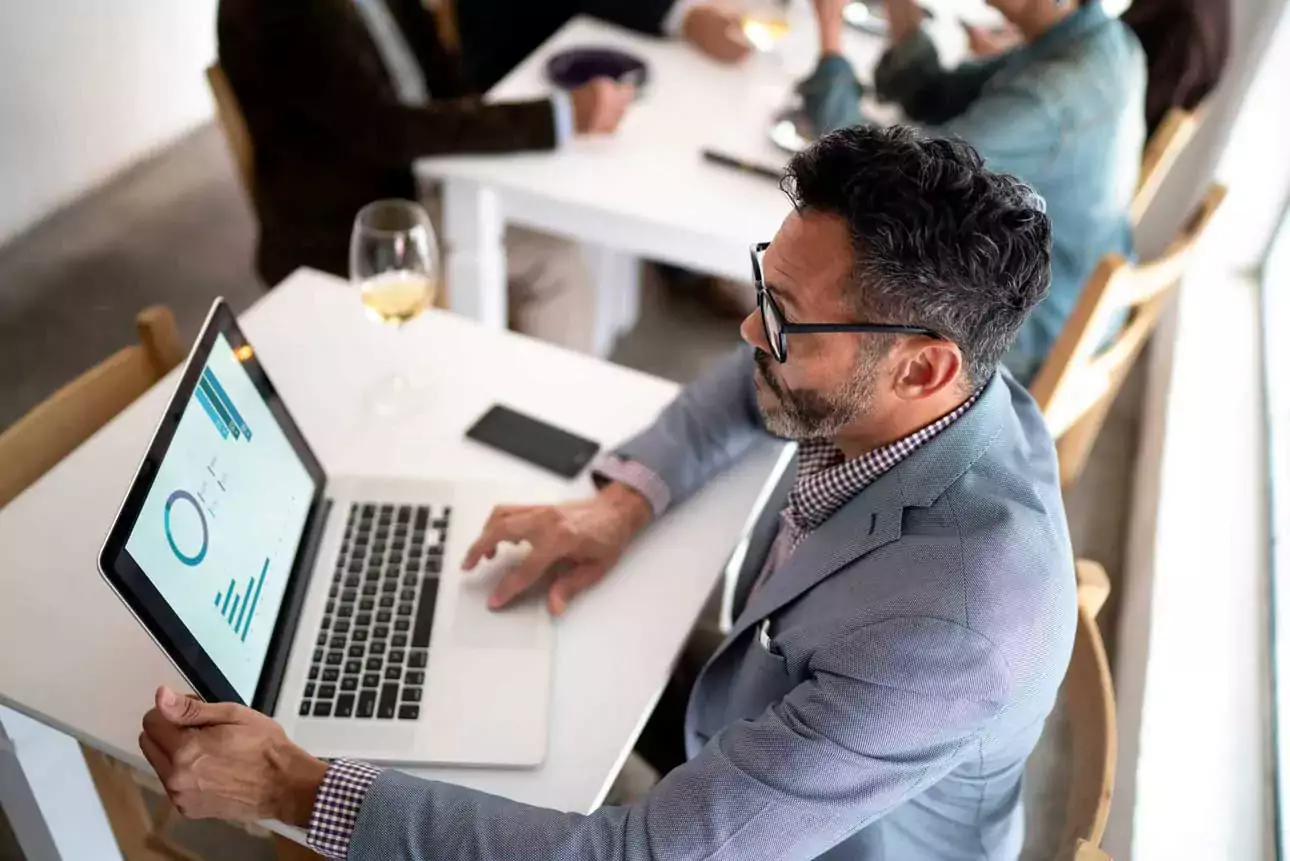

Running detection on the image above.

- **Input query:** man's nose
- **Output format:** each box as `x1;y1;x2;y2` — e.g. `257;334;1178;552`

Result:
739;307;767;351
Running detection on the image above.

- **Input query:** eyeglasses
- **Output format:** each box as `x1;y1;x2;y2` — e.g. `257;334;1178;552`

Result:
750;242;944;363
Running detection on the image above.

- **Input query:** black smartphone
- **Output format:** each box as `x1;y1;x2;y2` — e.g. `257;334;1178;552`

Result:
464;405;601;478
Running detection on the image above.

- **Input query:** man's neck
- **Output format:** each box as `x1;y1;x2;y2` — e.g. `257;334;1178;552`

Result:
831;391;972;460
1015;1;1080;43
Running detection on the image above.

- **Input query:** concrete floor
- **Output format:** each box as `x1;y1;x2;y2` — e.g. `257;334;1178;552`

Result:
0;124;1139;860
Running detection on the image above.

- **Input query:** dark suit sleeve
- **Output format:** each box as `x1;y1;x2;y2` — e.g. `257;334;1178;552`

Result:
585;0;680;35
226;2;557;171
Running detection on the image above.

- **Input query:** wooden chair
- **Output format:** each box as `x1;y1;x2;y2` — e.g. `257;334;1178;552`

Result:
1131;107;1199;225
205;63;255;200
1061;559;1117;861
0;309;325;859
0;307;197;860
1029;183;1226;488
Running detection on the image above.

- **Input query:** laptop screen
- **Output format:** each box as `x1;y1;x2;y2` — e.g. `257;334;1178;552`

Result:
124;333;316;701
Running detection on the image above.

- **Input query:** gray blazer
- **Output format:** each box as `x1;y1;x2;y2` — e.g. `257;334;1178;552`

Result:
349;347;1076;860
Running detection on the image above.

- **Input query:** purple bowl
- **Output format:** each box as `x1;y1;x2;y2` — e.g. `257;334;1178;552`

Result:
546;47;649;91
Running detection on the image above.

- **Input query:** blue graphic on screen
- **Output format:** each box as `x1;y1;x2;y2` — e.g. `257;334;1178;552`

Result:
126;334;315;701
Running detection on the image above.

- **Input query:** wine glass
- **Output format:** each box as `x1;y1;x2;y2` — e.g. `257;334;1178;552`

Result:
741;0;793;52
349;199;439;416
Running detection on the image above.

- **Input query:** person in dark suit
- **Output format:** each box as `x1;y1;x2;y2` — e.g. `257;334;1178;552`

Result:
218;0;634;351
456;0;755;91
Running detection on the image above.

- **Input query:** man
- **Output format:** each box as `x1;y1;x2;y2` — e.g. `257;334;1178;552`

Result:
802;0;1145;383
138;127;1076;859
218;0;635;352
457;0;755;91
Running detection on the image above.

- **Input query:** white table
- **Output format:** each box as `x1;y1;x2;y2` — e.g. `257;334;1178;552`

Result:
0;269;786;854
417;12;892;355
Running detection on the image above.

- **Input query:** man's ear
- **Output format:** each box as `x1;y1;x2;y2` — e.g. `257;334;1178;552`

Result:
891;338;962;400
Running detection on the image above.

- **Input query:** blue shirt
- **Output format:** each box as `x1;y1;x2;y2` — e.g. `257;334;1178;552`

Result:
801;3;1146;383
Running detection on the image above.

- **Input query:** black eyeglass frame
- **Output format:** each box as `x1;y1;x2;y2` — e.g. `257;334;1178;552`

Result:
750;241;944;363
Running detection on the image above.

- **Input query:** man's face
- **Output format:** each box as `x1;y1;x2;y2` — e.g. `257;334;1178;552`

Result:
739;211;889;440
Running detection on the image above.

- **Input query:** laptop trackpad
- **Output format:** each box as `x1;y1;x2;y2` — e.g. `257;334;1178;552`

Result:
452;545;547;649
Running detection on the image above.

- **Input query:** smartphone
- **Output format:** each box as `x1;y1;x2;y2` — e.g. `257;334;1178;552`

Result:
465;405;601;478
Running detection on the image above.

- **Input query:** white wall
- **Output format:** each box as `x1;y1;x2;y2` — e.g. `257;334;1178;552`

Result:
0;0;219;246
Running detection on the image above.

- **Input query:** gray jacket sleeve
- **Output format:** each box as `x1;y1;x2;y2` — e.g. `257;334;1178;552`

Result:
612;344;769;509
345;615;1010;860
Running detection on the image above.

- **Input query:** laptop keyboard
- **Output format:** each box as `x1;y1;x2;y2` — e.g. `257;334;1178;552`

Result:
299;502;450;721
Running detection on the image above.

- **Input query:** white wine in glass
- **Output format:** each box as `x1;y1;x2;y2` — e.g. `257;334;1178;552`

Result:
349;199;439;416
741;1;791;51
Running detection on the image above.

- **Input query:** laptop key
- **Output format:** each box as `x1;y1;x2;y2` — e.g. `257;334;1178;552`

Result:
341;588;357;602
402;687;422;703
394;619;410;632
308;666;319;681
414;507;430;529
330;636;346;649
334;620;350;634
392;633;407;648
389;649;405;663
318;684;336;699
379;595;395;608
299;700;312;716
403;573;418;586
359;598;374;611
374;624;390;638
353;629;369;642
356;613;372;626
305;683;316;698
335;694;355;718
398;705;420;721
409;650;428;668
378;684;399;719
384;666;401;680
313;649;324;663
366;657;382;671
362;583;378;596
357;690;376;718
362;673;380;688
345;660;362;675
369;640;386;655
400;589;416;602
378;610;393;623
411;582;438;648
404;670;424;685
338;605;353;619
348;644;364;658
398;601;414;615
313;701;331;718
317;632;328;647
341;677;358;692
323;668;340;682
326;652;343;665
427;558;442;574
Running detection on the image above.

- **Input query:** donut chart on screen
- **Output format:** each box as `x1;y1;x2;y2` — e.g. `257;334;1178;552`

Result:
164;489;209;566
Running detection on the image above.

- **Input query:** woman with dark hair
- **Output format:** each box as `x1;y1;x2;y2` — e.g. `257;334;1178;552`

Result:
1122;0;1230;134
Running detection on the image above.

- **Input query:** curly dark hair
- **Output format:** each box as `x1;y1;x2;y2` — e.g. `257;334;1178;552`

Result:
783;125;1052;388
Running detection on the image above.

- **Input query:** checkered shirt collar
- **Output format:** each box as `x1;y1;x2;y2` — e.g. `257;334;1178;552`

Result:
785;389;983;536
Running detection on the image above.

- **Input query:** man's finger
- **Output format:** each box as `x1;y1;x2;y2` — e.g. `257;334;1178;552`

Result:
547;563;607;616
142;707;187;756
487;545;564;609
139;730;175;782
462;507;532;569
155;686;244;728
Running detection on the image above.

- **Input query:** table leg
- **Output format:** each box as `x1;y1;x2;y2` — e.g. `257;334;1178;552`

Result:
584;246;643;358
442;178;507;330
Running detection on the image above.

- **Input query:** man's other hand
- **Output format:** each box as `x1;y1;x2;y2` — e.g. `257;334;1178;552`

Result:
463;483;652;615
140;686;327;826
571;77;635;135
683;4;753;64
883;0;925;45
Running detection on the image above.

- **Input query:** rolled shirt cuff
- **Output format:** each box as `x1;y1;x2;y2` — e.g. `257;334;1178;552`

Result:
550;90;575;145
306;758;382;859
591;455;673;518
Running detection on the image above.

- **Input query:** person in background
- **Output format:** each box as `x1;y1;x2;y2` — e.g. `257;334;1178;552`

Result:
802;0;1145;384
218;0;635;352
1121;0;1230;136
136;126;1076;861
456;0;754;92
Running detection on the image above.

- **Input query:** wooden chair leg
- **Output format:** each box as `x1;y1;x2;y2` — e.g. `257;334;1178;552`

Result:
80;745;203;861
274;834;324;859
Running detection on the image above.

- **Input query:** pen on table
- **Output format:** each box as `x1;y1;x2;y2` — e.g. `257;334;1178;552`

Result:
701;150;783;182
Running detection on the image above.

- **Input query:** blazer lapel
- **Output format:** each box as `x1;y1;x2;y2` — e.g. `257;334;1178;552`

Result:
720;372;1014;649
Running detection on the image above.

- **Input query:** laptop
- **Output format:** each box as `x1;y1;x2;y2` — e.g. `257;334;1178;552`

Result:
99;298;555;767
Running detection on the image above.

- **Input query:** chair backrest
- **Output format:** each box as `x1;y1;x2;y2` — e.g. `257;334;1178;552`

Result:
1061;559;1117;861
205;63;255;199
1029;183;1226;487
1131;107;1198;225
0;306;184;509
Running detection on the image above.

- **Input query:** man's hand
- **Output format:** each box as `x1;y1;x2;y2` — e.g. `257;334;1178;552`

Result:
463;483;652;615
570;77;635;135
683;4;753;64
140;686;328;826
883;0;925;45
812;0;849;55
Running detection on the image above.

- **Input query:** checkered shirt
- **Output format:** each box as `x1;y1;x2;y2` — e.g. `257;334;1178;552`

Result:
782;390;983;550
307;758;382;858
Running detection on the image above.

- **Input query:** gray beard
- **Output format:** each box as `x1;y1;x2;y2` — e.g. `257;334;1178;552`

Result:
753;349;876;441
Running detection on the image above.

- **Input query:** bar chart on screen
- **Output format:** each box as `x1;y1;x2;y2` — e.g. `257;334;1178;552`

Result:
193;366;252;442
214;557;270;641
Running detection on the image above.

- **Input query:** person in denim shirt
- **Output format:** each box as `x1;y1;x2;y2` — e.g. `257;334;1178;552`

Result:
802;0;1145;383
